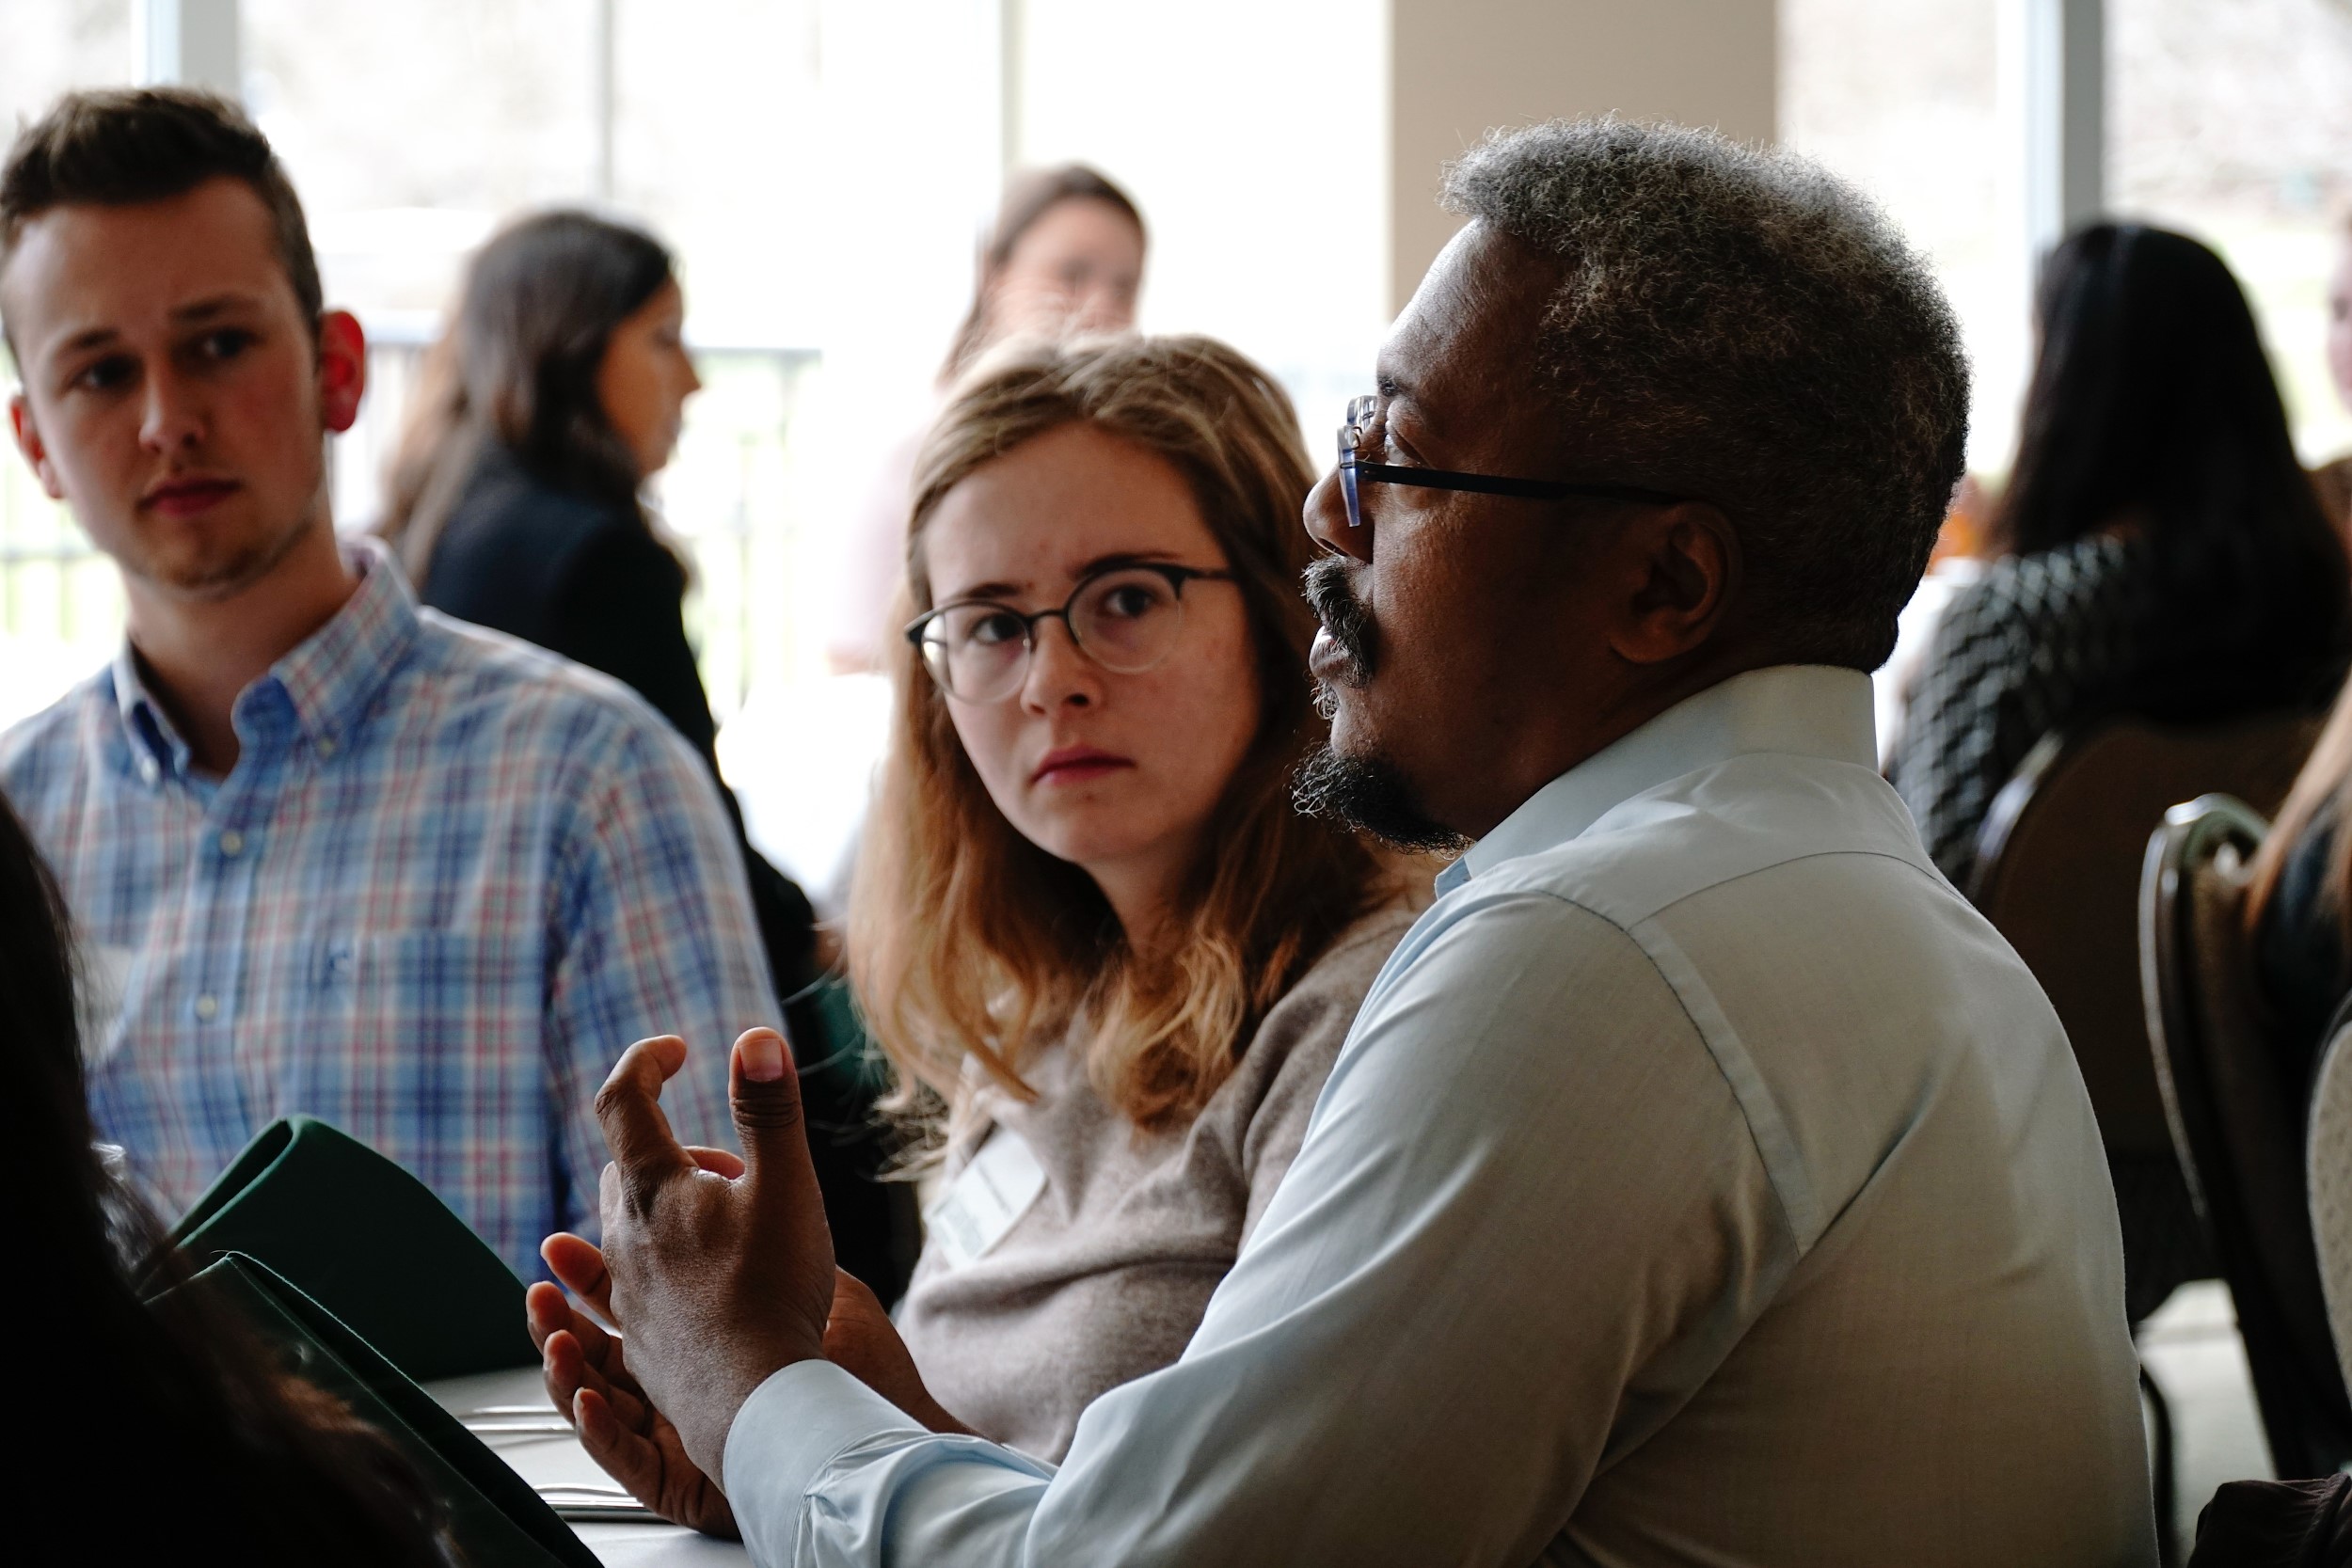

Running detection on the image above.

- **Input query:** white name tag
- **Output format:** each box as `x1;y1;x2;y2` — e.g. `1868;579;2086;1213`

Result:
923;1127;1046;1271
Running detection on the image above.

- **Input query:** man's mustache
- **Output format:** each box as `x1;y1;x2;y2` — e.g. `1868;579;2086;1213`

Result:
1303;556;1375;687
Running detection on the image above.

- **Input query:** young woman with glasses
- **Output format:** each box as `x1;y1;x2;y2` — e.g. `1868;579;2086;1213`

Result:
843;334;1415;1463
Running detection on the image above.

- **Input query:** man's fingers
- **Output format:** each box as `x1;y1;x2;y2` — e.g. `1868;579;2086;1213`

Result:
542;1232;618;1329
525;1280;578;1354
685;1145;747;1179
573;1386;672;1513
730;1027;823;1222
594;1036;694;1197
542;1326;589;1430
547;1323;653;1431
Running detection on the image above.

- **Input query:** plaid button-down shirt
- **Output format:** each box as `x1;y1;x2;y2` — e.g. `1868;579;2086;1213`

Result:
0;543;772;1277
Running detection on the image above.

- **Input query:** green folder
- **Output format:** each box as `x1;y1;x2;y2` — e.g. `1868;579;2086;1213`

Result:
167;1116;536;1382
156;1251;602;1568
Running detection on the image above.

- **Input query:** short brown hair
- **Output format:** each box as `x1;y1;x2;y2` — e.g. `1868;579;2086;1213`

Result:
0;87;323;355
850;335;1395;1132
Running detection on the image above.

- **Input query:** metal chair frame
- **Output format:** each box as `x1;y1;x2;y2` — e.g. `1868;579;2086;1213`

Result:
2141;795;2352;1481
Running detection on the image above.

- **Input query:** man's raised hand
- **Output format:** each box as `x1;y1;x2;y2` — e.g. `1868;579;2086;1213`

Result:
592;1029;836;1481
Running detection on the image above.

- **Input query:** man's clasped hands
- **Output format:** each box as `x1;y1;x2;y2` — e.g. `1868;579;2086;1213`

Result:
525;1029;970;1540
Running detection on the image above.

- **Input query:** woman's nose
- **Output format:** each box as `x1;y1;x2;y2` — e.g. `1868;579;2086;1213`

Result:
1020;617;1102;711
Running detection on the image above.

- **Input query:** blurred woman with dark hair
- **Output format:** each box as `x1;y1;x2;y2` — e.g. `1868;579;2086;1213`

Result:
5;796;454;1565
376;212;919;1294
378;210;819;986
381;212;732;795
1893;222;2352;887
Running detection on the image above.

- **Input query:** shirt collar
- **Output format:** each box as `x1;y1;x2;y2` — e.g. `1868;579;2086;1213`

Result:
1436;664;1879;895
110;538;420;778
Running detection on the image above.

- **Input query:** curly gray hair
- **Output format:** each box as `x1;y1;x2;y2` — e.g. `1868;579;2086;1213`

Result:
1442;119;1968;671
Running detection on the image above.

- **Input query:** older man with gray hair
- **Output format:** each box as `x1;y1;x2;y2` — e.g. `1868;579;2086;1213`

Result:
532;120;2156;1566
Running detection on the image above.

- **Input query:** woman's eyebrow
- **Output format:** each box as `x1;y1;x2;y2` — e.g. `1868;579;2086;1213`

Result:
939;550;1188;605
942;578;1025;602
1073;548;1184;575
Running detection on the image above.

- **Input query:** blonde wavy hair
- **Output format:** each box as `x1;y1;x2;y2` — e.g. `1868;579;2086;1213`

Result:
850;335;1393;1131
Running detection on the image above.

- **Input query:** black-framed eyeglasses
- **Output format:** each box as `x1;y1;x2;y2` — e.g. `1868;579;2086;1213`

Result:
903;562;1235;703
1336;394;1692;531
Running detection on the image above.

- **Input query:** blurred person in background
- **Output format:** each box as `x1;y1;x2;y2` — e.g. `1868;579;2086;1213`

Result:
2248;674;2352;1101
1871;471;1988;764
377;211;820;994
1893;221;2350;888
4;793;455;1567
0;89;771;1280
525;334;1413;1529
826;165;1146;674
375;208;920;1294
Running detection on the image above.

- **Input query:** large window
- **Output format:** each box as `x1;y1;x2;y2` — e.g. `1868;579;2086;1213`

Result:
2111;0;2352;466
1780;0;2023;475
0;0;1006;898
0;0;138;727
1787;0;2352;480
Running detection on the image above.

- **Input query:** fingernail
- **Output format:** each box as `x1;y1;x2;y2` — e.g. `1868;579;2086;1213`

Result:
740;1032;787;1083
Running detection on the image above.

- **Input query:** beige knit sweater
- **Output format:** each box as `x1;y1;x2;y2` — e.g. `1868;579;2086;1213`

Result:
892;905;1417;1462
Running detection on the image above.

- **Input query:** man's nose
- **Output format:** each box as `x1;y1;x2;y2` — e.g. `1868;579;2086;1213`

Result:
137;369;205;454
1020;618;1102;712
1304;469;1374;563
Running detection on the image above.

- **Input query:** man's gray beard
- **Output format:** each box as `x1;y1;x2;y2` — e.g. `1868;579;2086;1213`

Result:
1293;742;1470;855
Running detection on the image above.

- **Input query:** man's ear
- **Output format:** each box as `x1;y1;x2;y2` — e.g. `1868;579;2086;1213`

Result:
8;389;67;501
315;309;367;435
1612;501;1742;666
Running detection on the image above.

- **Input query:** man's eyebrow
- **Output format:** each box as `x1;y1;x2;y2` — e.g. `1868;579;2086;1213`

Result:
168;293;267;325
48;324;122;358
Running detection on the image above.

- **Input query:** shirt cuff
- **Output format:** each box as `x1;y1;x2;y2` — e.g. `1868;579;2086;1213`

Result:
723;1360;930;1556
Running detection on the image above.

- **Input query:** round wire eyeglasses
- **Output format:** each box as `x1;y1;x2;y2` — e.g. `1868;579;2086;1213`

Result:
903;562;1235;703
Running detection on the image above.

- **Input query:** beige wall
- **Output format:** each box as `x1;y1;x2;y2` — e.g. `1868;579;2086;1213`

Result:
1390;0;1779;313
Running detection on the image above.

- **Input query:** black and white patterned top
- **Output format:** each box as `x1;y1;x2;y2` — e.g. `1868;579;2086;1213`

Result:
1890;533;2157;885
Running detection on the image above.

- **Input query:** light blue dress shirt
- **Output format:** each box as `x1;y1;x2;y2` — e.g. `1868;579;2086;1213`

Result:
723;664;2155;1567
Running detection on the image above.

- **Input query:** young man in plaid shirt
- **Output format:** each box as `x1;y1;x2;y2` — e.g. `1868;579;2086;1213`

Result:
0;88;775;1279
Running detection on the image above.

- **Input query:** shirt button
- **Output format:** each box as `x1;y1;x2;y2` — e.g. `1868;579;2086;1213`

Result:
218;830;246;858
193;993;219;1022
138;756;161;785
315;736;339;760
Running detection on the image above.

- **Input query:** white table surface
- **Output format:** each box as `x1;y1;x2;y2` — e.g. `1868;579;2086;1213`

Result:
423;1366;751;1566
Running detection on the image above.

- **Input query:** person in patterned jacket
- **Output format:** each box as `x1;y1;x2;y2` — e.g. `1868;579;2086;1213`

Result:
1892;222;2348;888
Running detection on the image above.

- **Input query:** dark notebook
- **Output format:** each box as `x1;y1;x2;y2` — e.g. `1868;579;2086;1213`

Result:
167;1116;536;1381
158;1251;601;1568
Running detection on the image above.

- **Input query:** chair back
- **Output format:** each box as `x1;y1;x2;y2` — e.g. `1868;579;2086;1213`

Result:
2143;795;2352;1478
1973;713;2320;1161
2305;1006;2352;1399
